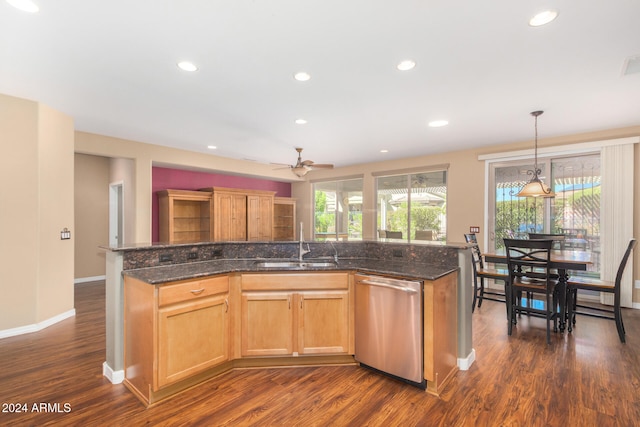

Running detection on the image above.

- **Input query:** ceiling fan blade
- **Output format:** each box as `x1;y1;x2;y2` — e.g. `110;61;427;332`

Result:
301;160;315;166
309;163;333;169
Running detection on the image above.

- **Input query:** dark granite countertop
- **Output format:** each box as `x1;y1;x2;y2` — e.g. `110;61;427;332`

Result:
123;257;458;284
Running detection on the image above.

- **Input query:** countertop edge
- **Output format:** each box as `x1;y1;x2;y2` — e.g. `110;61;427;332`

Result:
123;258;459;284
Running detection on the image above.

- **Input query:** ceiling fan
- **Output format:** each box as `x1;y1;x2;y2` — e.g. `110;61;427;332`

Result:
280;147;334;177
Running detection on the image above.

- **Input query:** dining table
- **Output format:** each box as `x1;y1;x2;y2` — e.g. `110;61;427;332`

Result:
483;249;593;331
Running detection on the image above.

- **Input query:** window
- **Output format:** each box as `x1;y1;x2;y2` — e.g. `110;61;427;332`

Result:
376;170;447;241
313;178;363;240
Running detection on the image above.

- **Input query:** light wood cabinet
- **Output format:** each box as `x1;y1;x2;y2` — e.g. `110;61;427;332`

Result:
241;291;294;356
157;292;229;387
158;189;212;243
240;272;351;357
297;290;350;355
423;271;458;395
212;188;247;241
273;197;296;241
247;192;275;241
124;275;230;405
199;187;276;242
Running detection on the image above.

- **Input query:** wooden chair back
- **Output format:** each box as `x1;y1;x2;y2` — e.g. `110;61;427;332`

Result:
528;233;566;250
385;231;402;239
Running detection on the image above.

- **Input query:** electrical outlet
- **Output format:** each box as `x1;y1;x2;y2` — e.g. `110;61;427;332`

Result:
159;254;173;262
188;252;198;260
392;249;403;258
211;249;223;258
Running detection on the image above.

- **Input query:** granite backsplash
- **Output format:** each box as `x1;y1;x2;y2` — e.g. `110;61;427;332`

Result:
120;240;464;271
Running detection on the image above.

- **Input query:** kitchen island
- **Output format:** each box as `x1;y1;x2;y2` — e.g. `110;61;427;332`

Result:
104;240;474;405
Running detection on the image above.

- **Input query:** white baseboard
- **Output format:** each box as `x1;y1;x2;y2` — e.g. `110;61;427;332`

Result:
103;362;124;384
74;275;106;284
0;309;76;339
457;348;476;371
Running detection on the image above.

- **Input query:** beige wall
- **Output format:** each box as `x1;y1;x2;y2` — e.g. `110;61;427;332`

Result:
0;94;74;331
74;154;110;279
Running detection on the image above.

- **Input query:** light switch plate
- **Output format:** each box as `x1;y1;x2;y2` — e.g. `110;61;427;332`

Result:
469;226;480;233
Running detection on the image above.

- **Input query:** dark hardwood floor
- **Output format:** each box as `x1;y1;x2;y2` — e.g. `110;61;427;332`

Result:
1;281;639;426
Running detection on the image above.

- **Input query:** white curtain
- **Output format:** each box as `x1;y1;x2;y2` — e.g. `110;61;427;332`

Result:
600;143;635;307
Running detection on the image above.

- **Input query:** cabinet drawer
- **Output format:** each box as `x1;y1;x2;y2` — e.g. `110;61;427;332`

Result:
158;276;229;307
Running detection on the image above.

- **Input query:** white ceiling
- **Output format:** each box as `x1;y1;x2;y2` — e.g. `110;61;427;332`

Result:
2;1;640;169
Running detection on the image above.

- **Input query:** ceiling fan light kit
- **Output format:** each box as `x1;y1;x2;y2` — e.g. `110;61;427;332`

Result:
285;147;334;177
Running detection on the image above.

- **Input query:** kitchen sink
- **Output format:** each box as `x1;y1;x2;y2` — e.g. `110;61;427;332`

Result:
253;260;337;269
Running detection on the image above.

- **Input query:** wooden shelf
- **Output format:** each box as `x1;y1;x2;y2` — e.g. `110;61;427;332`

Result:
273;197;296;241
158;189;213;243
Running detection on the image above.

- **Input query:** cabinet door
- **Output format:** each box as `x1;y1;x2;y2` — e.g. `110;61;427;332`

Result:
247;195;273;241
214;193;247;241
298;290;350;355
156;294;229;389
241;292;293;356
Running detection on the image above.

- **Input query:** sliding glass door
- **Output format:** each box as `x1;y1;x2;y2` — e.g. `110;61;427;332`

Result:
489;153;601;275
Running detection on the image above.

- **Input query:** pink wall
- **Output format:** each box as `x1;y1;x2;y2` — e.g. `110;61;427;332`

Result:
152;166;292;242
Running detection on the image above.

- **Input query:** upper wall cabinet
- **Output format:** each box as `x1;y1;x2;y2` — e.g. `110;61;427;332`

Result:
247;192;275;241
200;187;277;242
158;189;213;243
209;187;249;242
159;187;293;242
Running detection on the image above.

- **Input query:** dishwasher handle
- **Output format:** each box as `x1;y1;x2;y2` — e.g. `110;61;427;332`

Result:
357;279;419;294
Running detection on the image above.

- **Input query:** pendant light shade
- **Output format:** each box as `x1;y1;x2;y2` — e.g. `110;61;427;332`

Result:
516;110;555;198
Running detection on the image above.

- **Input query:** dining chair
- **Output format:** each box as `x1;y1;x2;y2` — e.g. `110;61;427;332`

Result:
385;231;402;239
415;230;436;240
504;238;559;344
567;238;636;343
464;233;509;312
528;233;566;250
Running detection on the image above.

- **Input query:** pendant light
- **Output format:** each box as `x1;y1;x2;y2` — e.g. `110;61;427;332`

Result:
516;110;555;198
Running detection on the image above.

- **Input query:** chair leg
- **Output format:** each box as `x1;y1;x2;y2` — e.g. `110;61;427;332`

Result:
507;285;514;336
614;306;626;343
471;279;478;313
478;277;485;308
567;288;574;333
552;290;558;334
503;280;509;320
571;289;577;325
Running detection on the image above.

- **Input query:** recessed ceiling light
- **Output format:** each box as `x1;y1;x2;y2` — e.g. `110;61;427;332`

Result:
428;120;449;128
294;72;311;82
380;149;389;153
7;0;39;13
177;61;198;72
529;10;558;27
295;119;307;124
207;145;217;150
397;60;416;71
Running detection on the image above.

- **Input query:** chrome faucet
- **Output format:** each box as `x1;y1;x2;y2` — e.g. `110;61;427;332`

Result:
329;241;339;263
299;222;311;261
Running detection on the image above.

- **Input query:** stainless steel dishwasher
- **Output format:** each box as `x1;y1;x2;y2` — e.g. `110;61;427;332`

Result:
354;273;425;388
